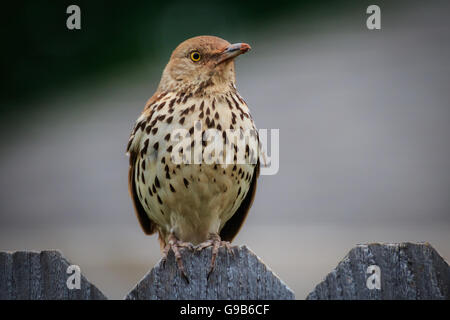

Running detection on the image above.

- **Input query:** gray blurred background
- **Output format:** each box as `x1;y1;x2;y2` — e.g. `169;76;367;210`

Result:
1;0;449;299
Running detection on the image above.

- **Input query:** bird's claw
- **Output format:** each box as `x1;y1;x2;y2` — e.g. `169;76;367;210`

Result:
195;234;234;279
161;234;194;283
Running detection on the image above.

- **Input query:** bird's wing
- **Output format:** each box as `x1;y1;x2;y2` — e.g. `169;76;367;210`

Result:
220;160;260;242
128;159;156;235
126;93;164;235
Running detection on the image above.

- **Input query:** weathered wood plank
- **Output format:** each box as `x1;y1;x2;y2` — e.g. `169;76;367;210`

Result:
306;242;450;300
0;250;106;300
125;245;295;300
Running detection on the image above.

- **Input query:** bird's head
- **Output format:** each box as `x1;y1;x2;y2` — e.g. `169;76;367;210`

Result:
158;35;251;93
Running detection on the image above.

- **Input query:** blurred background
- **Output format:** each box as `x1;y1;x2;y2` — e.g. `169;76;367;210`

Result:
1;0;449;299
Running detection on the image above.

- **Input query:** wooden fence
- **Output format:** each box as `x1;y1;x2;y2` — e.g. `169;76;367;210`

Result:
0;243;449;299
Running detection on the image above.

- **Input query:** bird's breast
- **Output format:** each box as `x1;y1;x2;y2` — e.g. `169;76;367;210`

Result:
130;88;259;244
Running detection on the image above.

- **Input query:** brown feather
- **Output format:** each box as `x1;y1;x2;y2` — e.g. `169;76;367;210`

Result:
220;161;260;242
128;155;156;235
127;93;164;235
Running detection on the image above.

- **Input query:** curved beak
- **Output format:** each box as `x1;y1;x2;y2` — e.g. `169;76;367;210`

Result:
217;43;251;64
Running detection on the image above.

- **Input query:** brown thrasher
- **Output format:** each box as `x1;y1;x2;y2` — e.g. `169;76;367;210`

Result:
126;36;260;280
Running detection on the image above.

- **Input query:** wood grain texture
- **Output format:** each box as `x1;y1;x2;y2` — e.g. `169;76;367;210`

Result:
0;250;106;300
307;242;450;300
125;245;295;300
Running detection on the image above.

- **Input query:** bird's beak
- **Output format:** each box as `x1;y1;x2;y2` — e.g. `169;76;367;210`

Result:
217;43;251;65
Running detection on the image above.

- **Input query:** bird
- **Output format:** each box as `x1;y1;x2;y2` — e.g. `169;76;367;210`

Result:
126;35;260;280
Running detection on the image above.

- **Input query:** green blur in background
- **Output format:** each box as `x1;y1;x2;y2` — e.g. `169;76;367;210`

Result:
2;0;363;110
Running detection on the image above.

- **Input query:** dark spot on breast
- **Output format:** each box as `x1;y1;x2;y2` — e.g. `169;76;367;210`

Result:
141;172;145;184
166;171;171;179
182;92;192;104
183;178;189;188
170;184;176;192
155;176;160;188
214;112;219;120
225;97;233;110
167;116;173;124
181;107;189;116
167;145;173;152
152;127;158;135
148;186;153;196
169;98;176;108
140;139;149;157
157;102;166;110
157;195;163;204
153;142;159;150
136;120;146;133
231;95;240;109
165;133;171;141
179;117;185;125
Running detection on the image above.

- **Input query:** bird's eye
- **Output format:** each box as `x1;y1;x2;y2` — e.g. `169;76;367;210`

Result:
190;51;201;62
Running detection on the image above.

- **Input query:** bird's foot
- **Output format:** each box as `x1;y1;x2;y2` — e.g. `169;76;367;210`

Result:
196;233;234;279
161;233;194;283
